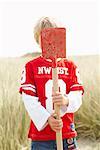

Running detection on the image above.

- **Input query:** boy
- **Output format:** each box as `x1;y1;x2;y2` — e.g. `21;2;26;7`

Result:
19;17;84;150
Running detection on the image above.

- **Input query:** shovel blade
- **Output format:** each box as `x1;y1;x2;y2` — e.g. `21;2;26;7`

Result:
41;28;66;60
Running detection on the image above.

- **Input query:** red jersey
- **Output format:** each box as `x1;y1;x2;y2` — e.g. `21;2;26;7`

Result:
19;56;84;141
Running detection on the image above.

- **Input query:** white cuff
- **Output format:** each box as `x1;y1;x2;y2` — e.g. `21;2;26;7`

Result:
22;92;50;131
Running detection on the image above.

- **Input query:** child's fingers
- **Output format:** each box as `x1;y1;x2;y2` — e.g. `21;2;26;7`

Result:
52;92;61;96
52;124;63;132
51;114;63;124
54;119;63;126
52;88;61;96
52;118;62;125
52;95;62;100
52;98;62;102
52;97;63;106
52;113;57;119
53;126;62;132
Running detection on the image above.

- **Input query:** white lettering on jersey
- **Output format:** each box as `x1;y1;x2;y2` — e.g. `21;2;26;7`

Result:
44;67;51;74
58;67;69;75
38;67;43;74
38;67;51;74
38;67;69;75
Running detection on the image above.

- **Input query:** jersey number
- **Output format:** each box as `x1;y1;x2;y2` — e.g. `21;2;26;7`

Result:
21;67;26;84
45;79;66;113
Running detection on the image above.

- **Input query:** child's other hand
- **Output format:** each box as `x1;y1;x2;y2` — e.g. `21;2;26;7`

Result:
48;114;63;132
52;92;69;107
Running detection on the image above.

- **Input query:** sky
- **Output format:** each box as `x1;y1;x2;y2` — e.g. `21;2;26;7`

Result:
0;0;99;57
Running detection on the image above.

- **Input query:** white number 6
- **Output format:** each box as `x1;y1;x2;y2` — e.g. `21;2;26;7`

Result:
21;67;26;84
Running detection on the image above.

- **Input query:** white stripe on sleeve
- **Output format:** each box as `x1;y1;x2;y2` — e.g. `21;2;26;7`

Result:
22;87;36;93
21;84;36;89
22;92;50;131
70;84;83;88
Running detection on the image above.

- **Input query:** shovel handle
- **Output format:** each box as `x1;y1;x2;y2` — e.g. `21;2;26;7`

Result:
52;67;63;150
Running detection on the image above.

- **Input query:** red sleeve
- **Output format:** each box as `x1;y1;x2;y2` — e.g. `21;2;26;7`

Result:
19;62;37;96
69;62;84;95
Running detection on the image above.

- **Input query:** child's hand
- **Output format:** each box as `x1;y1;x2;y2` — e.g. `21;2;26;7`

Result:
48;114;63;132
52;92;69;107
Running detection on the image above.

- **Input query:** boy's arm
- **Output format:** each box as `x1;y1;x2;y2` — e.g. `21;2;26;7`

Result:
53;62;84;116
67;90;82;112
19;62;62;132
20;62;51;131
60;90;82;116
22;92;63;132
22;92;51;131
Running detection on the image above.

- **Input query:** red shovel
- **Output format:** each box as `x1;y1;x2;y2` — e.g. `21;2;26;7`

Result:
41;28;66;150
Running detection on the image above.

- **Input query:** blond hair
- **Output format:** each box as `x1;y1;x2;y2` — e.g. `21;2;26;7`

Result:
34;17;57;44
